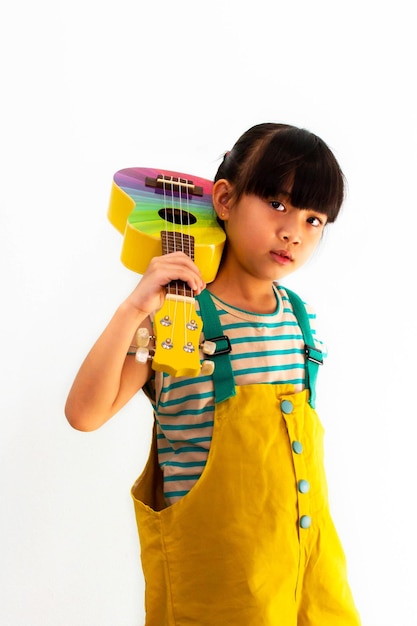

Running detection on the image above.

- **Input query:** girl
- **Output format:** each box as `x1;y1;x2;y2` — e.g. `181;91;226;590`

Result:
65;123;361;625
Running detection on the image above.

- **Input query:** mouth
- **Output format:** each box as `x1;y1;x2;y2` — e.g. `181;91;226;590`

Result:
271;249;293;265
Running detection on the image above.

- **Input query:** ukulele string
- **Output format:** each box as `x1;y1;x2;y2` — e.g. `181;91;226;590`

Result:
178;175;190;349
162;176;176;344
183;179;194;348
170;175;178;290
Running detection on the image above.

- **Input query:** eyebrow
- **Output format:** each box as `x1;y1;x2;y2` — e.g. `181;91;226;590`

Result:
272;189;292;200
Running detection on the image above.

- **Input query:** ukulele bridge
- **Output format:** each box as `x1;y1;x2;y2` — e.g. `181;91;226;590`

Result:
145;174;203;197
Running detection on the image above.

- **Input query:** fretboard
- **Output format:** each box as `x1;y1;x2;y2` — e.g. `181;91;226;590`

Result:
161;230;195;298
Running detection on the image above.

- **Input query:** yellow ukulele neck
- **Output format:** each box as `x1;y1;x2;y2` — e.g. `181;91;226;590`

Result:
152;231;201;377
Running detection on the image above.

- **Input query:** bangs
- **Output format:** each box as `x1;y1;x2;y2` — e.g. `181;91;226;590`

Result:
234;127;344;223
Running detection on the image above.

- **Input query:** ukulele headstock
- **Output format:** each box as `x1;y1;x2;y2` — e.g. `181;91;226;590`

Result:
133;295;216;378
152;294;201;378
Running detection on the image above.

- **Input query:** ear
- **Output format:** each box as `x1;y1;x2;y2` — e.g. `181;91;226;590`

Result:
212;179;233;220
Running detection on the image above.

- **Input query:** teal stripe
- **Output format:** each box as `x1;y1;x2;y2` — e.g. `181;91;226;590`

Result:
158;446;175;454
163;490;189;497
155;405;214;418
161;375;212;394
231;334;303;345
161;460;207;468
283;304;316;323
157;420;214;432
169;436;212;445
158;390;213;408
158;446;211;455
164;474;201;482
162;446;210;454
219;320;300;331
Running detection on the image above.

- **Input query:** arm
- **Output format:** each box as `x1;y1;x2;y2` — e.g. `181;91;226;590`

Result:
65;252;206;431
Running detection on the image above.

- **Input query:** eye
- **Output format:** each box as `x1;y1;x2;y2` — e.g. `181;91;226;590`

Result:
270;201;286;212
307;215;325;227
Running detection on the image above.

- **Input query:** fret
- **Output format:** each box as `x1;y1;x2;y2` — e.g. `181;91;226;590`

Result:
166;281;193;298
161;231;195;259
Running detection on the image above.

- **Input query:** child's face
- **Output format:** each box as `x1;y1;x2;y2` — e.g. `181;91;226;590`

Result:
222;192;327;282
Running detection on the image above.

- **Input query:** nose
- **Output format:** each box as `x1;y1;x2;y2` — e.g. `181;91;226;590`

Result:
278;215;302;245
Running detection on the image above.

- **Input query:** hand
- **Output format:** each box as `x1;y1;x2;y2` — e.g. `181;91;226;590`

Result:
125;252;206;316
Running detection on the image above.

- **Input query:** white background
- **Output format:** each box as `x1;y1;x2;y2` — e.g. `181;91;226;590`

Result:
1;1;416;624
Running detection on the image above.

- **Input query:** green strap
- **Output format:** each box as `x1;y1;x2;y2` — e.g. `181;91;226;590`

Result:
196;290;236;404
285;288;323;409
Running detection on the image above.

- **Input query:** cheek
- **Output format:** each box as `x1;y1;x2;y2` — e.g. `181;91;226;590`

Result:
228;216;259;243
299;230;321;256
307;235;323;256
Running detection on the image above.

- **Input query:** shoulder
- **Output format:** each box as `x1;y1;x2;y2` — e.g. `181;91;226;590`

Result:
275;283;327;355
274;283;315;317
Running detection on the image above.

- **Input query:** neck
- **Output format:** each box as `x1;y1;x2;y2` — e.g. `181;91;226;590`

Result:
208;269;277;314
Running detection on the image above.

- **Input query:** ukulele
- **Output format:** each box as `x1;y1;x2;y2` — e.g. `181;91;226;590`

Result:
108;167;226;378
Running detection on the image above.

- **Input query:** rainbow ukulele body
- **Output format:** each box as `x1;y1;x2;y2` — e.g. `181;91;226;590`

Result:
107;167;226;377
108;167;225;283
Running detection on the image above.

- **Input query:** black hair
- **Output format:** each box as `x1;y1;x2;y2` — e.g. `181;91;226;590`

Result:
214;123;345;223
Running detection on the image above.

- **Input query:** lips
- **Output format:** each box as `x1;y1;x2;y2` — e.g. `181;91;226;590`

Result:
271;249;293;265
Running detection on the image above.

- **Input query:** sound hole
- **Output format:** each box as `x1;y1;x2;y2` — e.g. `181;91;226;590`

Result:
158;208;197;225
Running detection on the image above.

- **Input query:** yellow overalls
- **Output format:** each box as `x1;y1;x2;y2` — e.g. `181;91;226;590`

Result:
131;289;361;625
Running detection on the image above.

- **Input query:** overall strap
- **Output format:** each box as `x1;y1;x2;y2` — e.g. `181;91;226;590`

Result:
196;289;236;404
285;288;323;409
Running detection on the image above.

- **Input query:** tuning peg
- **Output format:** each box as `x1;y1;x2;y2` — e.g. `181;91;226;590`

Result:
135;347;151;363
200;360;215;375
201;340;216;355
135;327;151;347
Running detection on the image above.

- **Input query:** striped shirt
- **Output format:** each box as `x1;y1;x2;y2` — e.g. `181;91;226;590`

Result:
144;284;325;505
